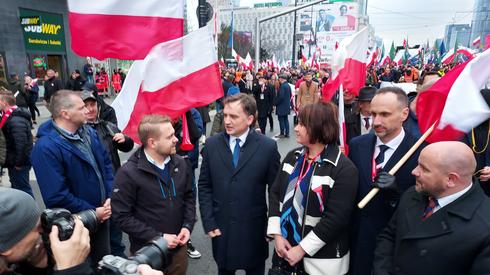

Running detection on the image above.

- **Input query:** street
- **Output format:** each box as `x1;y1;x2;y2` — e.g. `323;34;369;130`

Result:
1;98;300;274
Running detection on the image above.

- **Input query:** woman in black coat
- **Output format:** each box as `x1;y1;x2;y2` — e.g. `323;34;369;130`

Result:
268;103;359;275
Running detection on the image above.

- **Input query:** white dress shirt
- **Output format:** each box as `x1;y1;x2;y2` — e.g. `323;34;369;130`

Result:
433;183;473;213
229;128;250;152
374;128;405;168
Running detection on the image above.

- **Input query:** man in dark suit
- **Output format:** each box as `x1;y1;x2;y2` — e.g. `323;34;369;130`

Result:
198;93;281;275
275;74;292;138
253;75;275;135
348;87;423;275
345;86;376;144
374;141;490;274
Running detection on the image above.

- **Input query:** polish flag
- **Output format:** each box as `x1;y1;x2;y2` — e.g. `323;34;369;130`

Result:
379;55;391;67
472;36;481;46
68;0;184;60
244;53;253;70
338;85;348;155
417;49;490;143
322;27;368;101
112;25;223;143
442;47;475;65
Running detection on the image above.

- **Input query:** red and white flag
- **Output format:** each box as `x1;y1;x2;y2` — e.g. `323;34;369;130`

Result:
417;49;490;143
472;36;481;47
68;0;184;60
243;53;253;70
322;27;368;101
112;25;223;143
338;85;348;155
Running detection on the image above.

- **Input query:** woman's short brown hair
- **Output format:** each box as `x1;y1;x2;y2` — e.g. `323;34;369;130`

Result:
298;103;339;145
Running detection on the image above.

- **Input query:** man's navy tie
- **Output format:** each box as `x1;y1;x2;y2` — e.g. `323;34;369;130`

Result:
375;145;390;167
233;138;241;167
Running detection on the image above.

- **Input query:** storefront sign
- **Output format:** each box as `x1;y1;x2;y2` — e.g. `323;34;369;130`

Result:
19;8;66;52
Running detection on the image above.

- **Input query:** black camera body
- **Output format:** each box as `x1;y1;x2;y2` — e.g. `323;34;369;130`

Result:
41;208;99;241
98;237;171;275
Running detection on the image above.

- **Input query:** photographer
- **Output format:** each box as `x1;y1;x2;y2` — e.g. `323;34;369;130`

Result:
0;187;92;274
0;188;164;275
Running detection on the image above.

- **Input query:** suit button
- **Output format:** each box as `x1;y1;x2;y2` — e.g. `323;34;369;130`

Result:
420;249;428;256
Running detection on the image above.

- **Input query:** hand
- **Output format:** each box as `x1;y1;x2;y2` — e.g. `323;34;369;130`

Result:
163;234;179;249
479;166;490;181
274;235;292;259
207;229;222;238
95;199;111;222
372;171;398;193
138;264;163;275
49;219;90;270
112;133;126;144
285;245;306;267
177;228;191;245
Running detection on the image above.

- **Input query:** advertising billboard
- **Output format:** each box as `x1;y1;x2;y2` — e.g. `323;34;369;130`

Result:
297;1;359;61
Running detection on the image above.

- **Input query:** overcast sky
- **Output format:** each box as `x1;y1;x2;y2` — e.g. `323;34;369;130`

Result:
235;0;475;47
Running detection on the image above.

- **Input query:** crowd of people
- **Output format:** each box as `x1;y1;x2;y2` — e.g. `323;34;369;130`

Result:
0;57;490;275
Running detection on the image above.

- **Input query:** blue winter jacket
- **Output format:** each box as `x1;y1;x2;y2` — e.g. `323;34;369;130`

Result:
31;120;114;213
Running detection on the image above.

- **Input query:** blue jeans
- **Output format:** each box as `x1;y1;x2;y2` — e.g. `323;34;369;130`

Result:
8;166;33;198
277;115;289;136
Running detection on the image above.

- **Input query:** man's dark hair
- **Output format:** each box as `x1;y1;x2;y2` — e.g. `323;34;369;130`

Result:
375;87;408;108
222;93;257;118
298;103;339;145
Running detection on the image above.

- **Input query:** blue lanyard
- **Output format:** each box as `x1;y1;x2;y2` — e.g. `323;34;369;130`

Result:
157;176;177;199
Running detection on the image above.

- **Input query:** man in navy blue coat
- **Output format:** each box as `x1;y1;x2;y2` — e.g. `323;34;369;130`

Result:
274;74;292;138
348;87;423;275
31;90;113;265
198;93;280;275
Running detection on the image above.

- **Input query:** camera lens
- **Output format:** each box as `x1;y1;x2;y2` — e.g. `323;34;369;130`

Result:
74;209;99;234
130;237;170;270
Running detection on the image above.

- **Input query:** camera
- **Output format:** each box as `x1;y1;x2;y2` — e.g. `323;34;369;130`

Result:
41;208;99;241
98;237;171;275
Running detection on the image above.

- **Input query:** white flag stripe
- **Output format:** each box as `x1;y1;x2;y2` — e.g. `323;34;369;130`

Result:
142;24;217;91
331;27;369;79
439;49;490;131
112;61;145;131
67;0;183;18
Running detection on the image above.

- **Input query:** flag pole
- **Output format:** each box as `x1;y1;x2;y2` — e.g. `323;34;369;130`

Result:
357;121;437;209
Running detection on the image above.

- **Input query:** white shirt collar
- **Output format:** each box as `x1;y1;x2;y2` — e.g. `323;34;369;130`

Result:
436;183;473;210
229;128;250;151
144;149;171;170
376;128;405;150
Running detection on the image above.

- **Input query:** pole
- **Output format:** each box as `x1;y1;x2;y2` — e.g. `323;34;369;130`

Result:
357;121;437;209
198;0;207;27
255;17;260;71
291;0;298;67
254;0;328;72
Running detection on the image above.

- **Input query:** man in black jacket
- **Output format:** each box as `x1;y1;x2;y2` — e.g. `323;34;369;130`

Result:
0;90;33;197
83;91;134;257
7;74;28;110
253;75;275;134
65;70;86;91
43;69;63;104
374;141;490;274
112;115;195;275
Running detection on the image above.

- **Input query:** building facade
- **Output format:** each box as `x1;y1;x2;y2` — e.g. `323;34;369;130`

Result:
470;0;490;49
444;24;471;49
0;0;86;88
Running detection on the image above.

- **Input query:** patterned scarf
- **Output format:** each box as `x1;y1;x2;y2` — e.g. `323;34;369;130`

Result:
0;106;17;129
280;153;316;245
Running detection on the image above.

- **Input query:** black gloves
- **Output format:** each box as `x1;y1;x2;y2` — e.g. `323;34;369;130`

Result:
372;172;398;193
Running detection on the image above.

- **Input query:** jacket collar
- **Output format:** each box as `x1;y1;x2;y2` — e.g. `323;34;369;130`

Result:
134;148;178;180
293;143;341;167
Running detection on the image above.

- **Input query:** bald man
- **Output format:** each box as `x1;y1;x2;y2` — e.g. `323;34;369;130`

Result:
374;141;490;275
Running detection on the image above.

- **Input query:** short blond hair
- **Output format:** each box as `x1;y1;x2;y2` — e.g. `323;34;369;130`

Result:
138;115;171;146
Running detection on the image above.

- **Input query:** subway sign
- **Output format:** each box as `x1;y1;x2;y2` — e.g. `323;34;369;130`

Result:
19;8;66;52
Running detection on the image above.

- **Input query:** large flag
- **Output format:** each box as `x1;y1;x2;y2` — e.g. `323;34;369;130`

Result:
112;25;223;143
417;49;490;143
322;27;368;101
68;0;184;60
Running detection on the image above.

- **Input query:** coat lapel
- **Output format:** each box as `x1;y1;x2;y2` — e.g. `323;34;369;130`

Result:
233;130;260;175
216;132;235;172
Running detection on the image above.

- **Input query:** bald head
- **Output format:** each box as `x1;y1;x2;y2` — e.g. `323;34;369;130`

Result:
413;141;475;198
424;141;475;180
